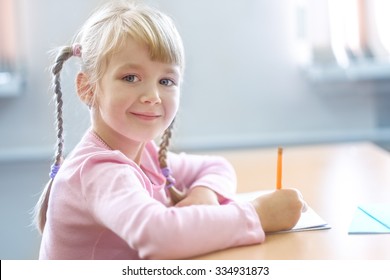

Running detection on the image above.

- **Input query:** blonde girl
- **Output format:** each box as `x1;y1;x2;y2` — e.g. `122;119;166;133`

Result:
34;0;306;259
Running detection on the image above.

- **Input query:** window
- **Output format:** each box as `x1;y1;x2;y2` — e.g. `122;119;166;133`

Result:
295;0;390;81
0;0;23;97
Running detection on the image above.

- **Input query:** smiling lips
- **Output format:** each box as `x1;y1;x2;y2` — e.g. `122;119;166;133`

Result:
131;112;161;121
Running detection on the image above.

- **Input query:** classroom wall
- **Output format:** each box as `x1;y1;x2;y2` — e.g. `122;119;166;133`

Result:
1;0;390;259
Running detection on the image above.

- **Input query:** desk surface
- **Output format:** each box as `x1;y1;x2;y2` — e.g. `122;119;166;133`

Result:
195;142;390;260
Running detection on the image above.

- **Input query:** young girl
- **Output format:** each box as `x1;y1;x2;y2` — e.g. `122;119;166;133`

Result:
34;0;306;260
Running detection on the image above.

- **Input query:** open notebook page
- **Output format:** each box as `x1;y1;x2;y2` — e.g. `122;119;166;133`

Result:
234;191;330;233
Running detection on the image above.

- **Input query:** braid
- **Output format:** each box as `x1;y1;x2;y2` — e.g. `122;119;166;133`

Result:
52;46;73;165
158;122;173;169
158;120;185;204
33;46;75;233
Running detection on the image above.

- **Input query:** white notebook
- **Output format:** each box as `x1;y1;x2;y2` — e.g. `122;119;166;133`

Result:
235;191;330;233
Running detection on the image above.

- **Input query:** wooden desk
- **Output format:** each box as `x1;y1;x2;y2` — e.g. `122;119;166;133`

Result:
195;142;390;259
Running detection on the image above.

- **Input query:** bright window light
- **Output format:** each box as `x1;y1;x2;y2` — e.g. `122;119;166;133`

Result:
374;0;390;56
328;0;361;67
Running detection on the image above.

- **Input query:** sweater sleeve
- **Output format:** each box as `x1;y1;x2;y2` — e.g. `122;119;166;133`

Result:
167;151;238;202
80;154;265;260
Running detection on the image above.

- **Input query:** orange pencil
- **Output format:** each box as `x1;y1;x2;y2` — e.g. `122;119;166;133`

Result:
276;147;283;189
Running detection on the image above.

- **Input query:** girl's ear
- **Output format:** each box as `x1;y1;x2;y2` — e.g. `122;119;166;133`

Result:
76;72;94;107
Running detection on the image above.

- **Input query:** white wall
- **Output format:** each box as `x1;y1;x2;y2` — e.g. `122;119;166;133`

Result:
1;0;390;158
157;0;390;149
1;0;390;259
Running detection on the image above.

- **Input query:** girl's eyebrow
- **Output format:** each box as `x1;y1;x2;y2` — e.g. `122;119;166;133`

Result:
161;63;181;75
163;67;180;77
115;63;180;77
115;63;143;72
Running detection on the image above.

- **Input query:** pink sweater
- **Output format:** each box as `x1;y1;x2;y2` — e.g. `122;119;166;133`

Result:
39;130;265;259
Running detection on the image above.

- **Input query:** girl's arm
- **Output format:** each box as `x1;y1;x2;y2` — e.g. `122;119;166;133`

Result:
80;158;264;259
167;151;237;205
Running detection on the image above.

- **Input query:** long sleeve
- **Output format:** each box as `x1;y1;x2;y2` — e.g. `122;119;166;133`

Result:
167;151;237;202
80;154;264;260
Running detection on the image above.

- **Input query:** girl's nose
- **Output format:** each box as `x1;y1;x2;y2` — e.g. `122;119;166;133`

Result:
140;87;162;105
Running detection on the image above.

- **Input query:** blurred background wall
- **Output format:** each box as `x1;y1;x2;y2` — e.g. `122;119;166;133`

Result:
1;0;390;259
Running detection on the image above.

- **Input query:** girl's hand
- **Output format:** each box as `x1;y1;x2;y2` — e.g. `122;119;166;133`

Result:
175;186;220;207
250;188;307;233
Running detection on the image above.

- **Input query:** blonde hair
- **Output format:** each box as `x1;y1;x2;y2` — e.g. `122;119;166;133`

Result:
76;0;184;85
34;0;185;233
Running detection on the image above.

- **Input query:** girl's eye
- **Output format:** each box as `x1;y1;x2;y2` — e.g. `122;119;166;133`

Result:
123;75;140;83
160;79;175;86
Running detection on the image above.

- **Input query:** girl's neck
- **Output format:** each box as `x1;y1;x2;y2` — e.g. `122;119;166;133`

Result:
91;127;145;165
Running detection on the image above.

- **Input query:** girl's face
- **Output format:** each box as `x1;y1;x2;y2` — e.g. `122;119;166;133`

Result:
91;36;181;149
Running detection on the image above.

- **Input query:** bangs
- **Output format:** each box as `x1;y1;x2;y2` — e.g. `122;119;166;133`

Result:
128;10;184;67
102;7;184;70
